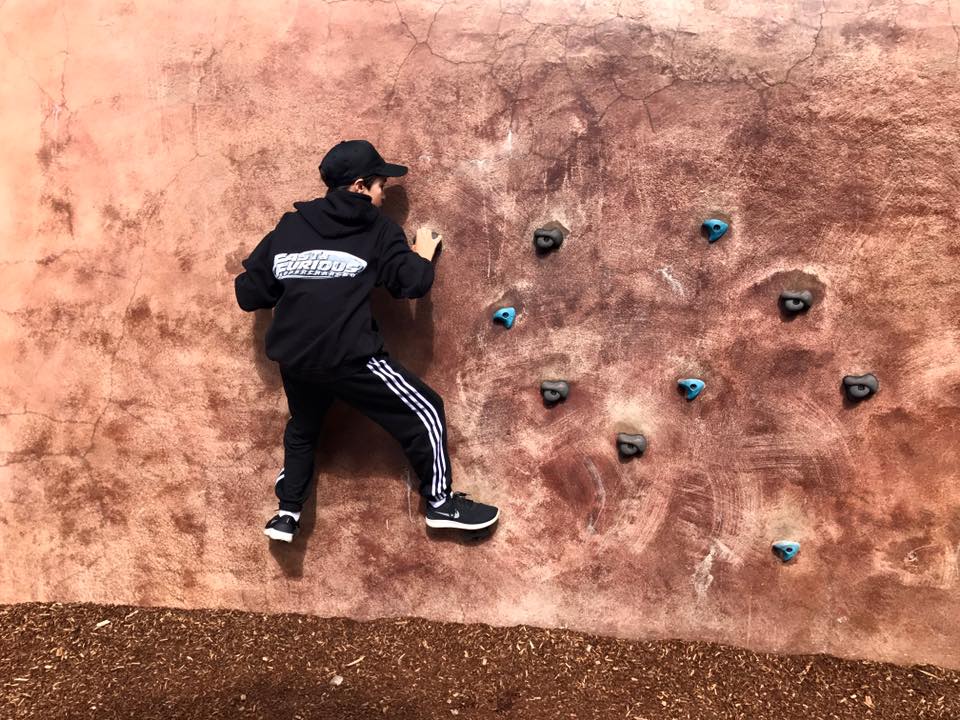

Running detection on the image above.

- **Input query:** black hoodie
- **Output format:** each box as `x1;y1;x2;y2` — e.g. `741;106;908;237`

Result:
234;188;434;376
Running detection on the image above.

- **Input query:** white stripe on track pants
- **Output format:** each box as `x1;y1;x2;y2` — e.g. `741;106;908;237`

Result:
274;353;452;512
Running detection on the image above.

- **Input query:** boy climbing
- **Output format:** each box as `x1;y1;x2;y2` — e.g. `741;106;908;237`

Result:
234;139;500;543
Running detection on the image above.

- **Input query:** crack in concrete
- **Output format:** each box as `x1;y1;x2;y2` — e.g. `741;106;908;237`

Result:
0;29;71;132
190;46;219;156
748;2;829;121
381;0;430;115
639;79;680;133
0;409;94;425
0;450;80;467
48;553;106;593
668;18;684;70
43;49;70;138
949;0;960;68
785;0;827;85
0;249;129;279
81;244;146;460
160;152;205;195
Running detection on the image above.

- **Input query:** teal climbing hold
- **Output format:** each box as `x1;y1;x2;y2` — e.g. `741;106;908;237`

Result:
772;540;800;563
493;307;516;329
702;218;728;243
678;378;705;400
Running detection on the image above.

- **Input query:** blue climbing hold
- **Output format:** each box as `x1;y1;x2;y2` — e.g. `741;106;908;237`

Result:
702;218;728;243
772;540;800;563
678;378;705;400
493;307;516;329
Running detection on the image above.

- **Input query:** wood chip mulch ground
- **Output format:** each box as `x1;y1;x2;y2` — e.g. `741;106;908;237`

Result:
1;602;958;719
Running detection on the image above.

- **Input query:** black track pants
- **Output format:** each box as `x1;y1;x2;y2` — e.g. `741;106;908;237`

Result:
274;352;453;512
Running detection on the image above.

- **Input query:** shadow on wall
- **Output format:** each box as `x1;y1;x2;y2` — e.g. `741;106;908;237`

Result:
250;309;282;391
240;183;439;567
372;183;436;378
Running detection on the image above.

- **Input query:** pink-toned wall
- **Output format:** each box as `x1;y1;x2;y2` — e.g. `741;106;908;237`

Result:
2;0;959;669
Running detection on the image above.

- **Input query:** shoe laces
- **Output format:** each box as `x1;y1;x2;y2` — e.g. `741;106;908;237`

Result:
449;491;474;509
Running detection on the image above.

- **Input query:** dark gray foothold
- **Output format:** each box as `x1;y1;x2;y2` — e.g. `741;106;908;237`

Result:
842;373;879;401
780;290;813;314
430;230;443;260
541;380;570;404
534;228;564;252
617;433;647;458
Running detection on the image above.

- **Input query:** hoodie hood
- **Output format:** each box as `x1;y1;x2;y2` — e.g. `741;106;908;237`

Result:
293;188;380;238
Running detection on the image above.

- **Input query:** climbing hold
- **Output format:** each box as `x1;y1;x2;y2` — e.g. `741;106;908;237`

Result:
842;373;879;401
701;218;728;243
780;290;813;314
493;307;516;329
616;433;647;458
540;380;570;405
678;378;705;400
772;540;800;563
534;227;564;252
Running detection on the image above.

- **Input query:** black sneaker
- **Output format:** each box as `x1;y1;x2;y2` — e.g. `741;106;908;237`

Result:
426;492;499;530
264;513;299;542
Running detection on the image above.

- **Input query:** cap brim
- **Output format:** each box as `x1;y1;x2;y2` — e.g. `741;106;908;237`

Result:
375;162;408;177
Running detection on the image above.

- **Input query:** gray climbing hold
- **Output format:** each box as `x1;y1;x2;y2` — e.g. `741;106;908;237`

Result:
616;433;647;458
772;540;800;562
540;380;570;405
842;373;878;401
780;290;813;314
534;228;564;252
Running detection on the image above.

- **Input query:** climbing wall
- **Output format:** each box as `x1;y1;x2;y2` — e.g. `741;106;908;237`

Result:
2;0;959;669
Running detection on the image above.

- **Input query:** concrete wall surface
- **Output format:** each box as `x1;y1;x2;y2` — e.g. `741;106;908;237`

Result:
1;0;959;669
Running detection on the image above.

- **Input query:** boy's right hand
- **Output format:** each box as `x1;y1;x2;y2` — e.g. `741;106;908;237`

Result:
412;228;442;261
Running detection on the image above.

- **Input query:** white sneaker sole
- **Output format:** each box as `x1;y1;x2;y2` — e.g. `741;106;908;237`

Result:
264;527;295;542
425;509;499;530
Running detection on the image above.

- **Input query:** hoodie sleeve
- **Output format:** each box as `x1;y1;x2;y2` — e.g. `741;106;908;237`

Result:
234;227;283;311
375;222;435;299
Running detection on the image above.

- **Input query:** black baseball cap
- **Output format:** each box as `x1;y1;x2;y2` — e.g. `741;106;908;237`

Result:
319;140;408;189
